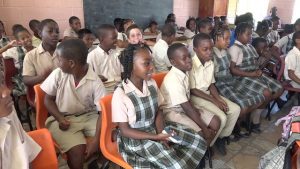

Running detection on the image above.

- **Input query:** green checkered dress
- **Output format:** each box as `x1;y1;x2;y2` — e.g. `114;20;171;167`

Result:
213;48;265;108
11;46;26;97
117;83;207;169
233;43;282;97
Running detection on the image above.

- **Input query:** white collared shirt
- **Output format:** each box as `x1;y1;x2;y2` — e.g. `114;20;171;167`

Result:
284;46;300;81
152;39;171;72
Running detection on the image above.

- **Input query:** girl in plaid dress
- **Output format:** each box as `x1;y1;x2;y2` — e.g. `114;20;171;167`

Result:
112;44;207;169
229;22;283;133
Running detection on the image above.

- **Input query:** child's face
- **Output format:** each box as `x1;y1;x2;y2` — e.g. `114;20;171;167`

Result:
82;33;95;49
216;30;231;49
128;28;143;45
150;24;158;33
101;29;117;49
273;20;279;30
200;24;213;35
255;42;268;56
295;38;300;49
194;39;213;63
132;48;154;81
238;28;252;45
71;19;81;32
170;47;192;72
57;50;72;73
41;22;59;46
17;31;32;47
189;20;196;32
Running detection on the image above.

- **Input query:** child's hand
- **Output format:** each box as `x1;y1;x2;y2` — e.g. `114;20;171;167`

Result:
202;128;216;145
156;133;170;141
213;98;228;112
255;70;263;77
98;75;108;82
85;138;98;160
7;40;18;48
0;86;13;118
262;50;272;59
58;118;70;130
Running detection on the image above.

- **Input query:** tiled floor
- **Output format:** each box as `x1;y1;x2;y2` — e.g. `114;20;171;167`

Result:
23;97;295;169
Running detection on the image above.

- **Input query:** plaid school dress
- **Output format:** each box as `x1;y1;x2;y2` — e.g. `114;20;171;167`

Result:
213;48;265;108
11;46;26;96
233;43;282;97
117;84;207;169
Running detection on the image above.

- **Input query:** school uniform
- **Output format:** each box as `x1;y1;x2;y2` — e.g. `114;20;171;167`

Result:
189;55;240;144
31;35;41;48
274;33;294;55
0;107;41;169
228;40;282;99
160;66;214;133
284;46;300;88
87;46;122;93
41;65;106;152
112;79;206;169
63;27;78;38
266;30;280;45
3;46;30;96
152;39;171;72
22;44;58;77
213;47;265;108
183;29;195;39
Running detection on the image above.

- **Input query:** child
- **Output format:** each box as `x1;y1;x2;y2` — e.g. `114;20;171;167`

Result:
190;33;240;155
229;22;283;133
272;18;300;57
116;18;133;48
29;19;42;47
126;24;155;46
266;16;280;46
112;43;206;168
42;39;106;169
184;17;197;39
2;27;35;96
63;16;81;39
0;85;41;169
197;19;213;35
78;28;96;52
152;24;175;72
212;26;264;138
144;20;160;35
87;24;122;93
22;19;59;86
160;43;220;146
252;37;274;72
284;31;300;88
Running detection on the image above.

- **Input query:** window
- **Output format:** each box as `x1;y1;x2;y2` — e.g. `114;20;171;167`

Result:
236;0;270;24
292;0;300;23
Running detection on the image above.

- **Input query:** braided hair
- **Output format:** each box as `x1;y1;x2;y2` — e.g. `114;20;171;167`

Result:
119;43;152;83
212;24;230;43
235;22;253;39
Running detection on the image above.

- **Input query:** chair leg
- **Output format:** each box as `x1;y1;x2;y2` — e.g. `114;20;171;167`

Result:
208;147;213;168
25;100;33;131
298;93;300;106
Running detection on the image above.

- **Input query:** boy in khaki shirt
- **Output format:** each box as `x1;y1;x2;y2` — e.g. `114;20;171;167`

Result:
190;33;240;155
41;39;106;169
160;43;220;146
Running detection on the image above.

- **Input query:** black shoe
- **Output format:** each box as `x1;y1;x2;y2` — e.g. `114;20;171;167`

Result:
229;134;240;142
236;131;250;138
196;157;206;169
251;123;262;134
215;138;227;155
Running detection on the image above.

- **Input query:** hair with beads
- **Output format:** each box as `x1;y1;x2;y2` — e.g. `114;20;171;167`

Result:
119;43;152;83
212;25;230;42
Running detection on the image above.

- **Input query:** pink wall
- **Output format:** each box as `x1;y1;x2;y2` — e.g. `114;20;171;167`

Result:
268;0;295;24
0;0;84;38
173;0;199;27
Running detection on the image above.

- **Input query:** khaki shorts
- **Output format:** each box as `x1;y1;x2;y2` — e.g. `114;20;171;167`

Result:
45;112;99;153
164;109;214;132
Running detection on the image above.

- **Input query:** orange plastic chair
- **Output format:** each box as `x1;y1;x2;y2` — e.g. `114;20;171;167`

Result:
28;128;58;169
152;72;167;88
99;94;132;169
34;84;47;129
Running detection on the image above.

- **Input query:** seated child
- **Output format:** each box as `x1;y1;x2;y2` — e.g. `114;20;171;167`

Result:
160;43;221;146
144;20;160;35
116;18;133;48
0;85;41;169
212;26;264;138
87;24;122;93
112;43;207;168
29;19;42;47
42;39;106;169
126;24;155;46
229;22;283;133
190;33;240;155
284;31;300;88
78;28;97;52
156;19;187;42
2;27;35;96
63;16;81;39
22;19;59;86
152;24;175;72
184;17;196;39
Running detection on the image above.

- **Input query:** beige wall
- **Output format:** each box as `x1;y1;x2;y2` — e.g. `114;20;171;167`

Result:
268;0;295;24
0;0;84;38
173;0;199;27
